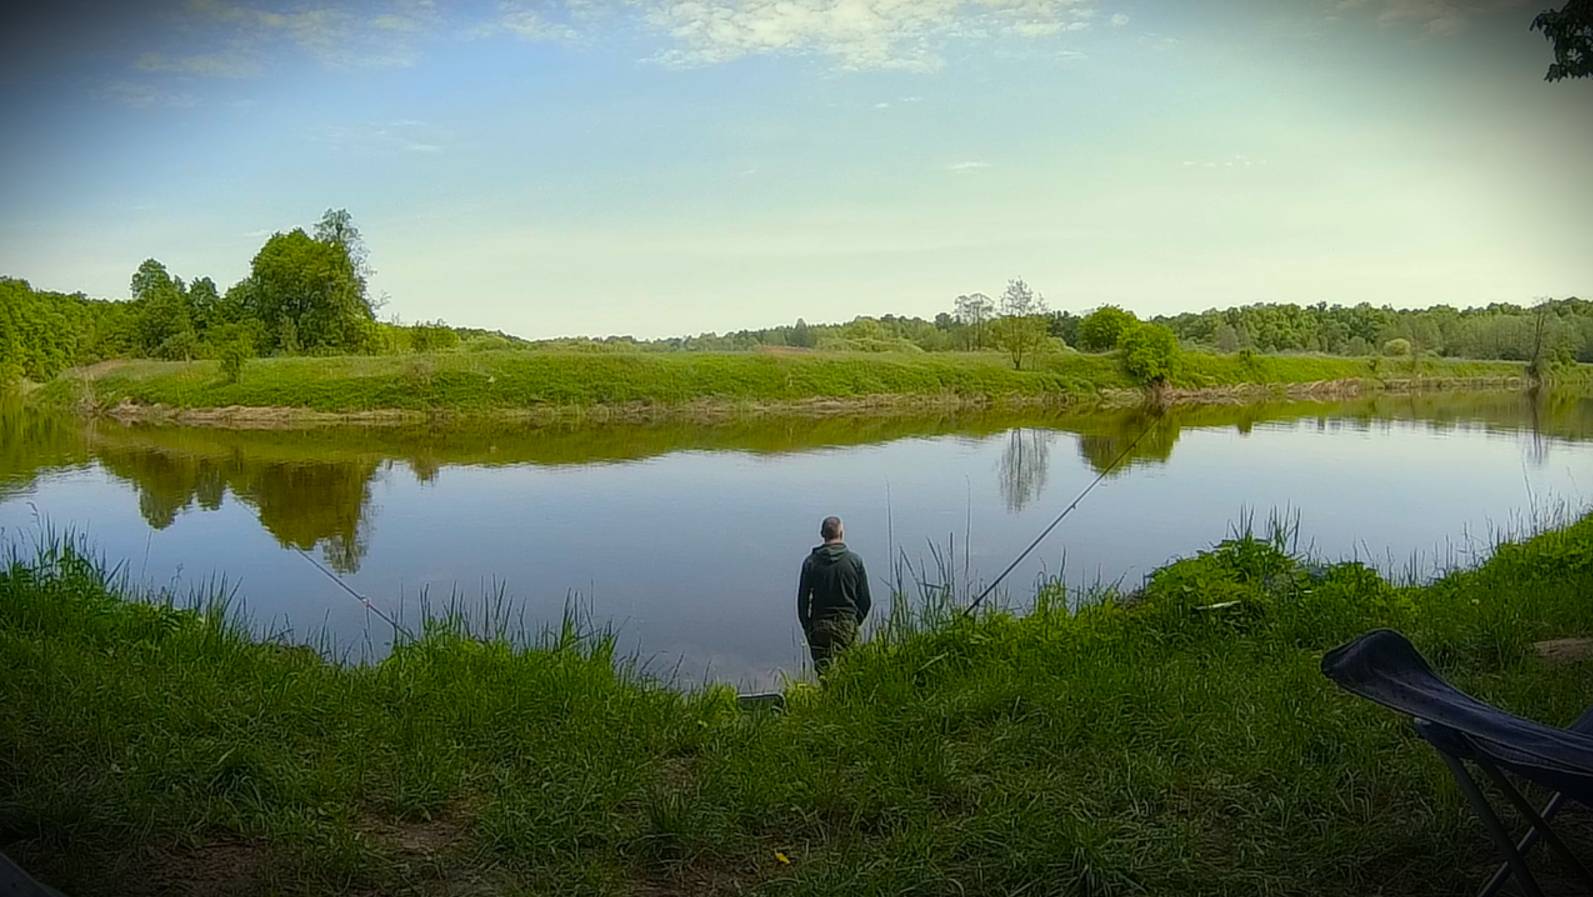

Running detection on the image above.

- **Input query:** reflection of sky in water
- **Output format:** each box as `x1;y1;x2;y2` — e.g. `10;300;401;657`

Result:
2;406;1590;690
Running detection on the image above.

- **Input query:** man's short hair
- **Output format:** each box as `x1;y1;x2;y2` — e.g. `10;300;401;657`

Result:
820;516;843;540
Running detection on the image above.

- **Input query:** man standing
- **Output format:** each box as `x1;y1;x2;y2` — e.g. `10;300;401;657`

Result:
797;516;872;675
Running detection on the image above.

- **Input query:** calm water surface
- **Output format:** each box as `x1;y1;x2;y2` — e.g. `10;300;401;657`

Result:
3;391;1590;688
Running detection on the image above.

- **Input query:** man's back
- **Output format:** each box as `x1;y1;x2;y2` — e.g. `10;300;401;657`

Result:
798;542;872;628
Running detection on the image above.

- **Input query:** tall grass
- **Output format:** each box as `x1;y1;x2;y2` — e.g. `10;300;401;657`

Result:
5;514;1593;895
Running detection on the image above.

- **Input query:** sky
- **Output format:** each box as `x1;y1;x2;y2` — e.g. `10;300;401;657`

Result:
1;0;1589;339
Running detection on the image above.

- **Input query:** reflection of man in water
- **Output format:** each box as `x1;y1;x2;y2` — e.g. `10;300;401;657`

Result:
797;515;872;675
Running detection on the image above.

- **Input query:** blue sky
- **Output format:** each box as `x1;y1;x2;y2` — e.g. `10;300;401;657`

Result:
1;0;1589;338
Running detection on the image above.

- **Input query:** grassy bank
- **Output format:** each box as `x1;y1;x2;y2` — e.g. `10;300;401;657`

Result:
4;515;1593;895
32;350;1544;420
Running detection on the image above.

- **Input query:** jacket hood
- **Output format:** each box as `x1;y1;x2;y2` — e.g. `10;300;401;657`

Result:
811;542;849;563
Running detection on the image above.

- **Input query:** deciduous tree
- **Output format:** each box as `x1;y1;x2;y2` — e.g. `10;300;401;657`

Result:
1078;305;1137;352
993;278;1050;370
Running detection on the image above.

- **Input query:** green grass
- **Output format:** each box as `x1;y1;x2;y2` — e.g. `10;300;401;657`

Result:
32;349;1545;417
4;513;1593;895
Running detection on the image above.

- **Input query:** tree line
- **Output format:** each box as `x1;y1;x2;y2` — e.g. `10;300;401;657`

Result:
521;295;1592;369
4;225;1590;387
0;209;499;385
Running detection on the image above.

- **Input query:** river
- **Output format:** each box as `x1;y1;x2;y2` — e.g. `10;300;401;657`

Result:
2;390;1590;689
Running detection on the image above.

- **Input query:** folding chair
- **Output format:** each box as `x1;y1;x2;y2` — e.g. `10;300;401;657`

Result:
1322;629;1593;897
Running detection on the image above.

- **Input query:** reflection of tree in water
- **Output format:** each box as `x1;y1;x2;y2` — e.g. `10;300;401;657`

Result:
0;404;90;500
237;463;376;573
94;446;379;573
998;428;1053;512
1075;412;1180;476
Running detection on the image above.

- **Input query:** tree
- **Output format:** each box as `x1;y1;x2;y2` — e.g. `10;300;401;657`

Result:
1214;322;1241;353
953;293;994;349
187;276;224;333
1383;338;1412;356
1046;310;1080;348
1533;0;1592;80
130;260;195;356
0;284;25;385
314;208;373;282
992;277;1050;370
243;226;375;353
1078;305;1138;352
130;258;174;302
1119;323;1180;385
791;317;814;348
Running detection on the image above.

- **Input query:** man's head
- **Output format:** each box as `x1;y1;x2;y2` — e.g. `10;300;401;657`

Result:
820;515;844;543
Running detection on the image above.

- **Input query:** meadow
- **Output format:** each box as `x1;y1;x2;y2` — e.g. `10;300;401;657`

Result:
4;512;1592;895
31;348;1541;420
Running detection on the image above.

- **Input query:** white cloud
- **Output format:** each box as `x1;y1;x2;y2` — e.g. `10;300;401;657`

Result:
131;1;1128;77
371;14;422;32
1110;12;1130;26
147;0;438;72
136;51;261;78
641;0;1109;71
1333;0;1527;36
945;160;992;172
1182;154;1264;170
498;3;582;41
320;119;451;155
103;81;198;108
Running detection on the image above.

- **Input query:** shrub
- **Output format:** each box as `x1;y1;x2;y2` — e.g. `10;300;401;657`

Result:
1119;323;1180;385
213;324;255;384
462;334;514;352
1382;338;1411;357
155;330;199;361
1078;305;1139;352
410;321;460;353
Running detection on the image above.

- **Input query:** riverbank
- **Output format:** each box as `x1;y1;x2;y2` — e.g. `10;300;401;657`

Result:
4;514;1592;895
28;349;1548;425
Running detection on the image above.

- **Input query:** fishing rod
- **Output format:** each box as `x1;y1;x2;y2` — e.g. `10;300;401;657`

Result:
293;546;417;642
962;414;1161;617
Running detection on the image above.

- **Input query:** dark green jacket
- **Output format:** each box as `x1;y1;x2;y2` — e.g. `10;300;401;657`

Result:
798;542;872;632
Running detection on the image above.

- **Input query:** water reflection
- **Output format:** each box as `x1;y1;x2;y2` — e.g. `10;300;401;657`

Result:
2;390;1590;577
998;428;1053;511
93;446;378;572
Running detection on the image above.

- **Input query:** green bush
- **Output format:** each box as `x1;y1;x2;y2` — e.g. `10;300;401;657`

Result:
1078;305;1139;352
213;325;255;384
1383;338;1412;357
154;330;199;361
462;334;514;352
1118;323;1180;384
410;321;460;353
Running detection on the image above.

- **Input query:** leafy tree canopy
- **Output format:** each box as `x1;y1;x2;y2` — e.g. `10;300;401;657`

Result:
1534;0;1593;81
1078;305;1139;352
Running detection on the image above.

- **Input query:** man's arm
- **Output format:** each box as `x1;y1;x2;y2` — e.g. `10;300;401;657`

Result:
854;555;872;621
797;559;813;633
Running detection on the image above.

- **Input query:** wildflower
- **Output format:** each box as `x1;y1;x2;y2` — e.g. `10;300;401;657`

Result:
774;851;791;865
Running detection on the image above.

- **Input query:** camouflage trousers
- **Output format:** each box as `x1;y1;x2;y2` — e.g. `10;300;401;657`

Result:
806;614;859;676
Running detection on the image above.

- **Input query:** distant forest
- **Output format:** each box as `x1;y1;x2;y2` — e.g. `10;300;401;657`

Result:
3;207;1590;385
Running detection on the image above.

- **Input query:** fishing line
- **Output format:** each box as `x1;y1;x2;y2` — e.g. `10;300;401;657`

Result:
293;546;417;642
962;414;1161;617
